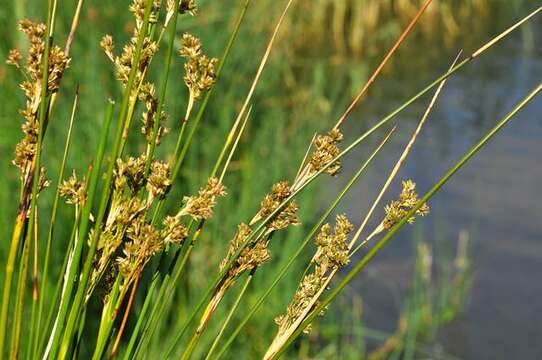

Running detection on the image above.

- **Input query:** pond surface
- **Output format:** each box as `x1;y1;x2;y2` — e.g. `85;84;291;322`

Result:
335;12;542;360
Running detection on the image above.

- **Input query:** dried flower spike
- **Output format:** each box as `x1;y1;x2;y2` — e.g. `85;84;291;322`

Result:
147;160;172;199
177;177;226;220
6;49;22;68
179;0;197;15
219;223;253;271
117;222;163;278
314;214;352;269
270;214;353;356
162;216;189;245
252;181;291;222
114;155;147;193
309;128;343;176
10;19;70;177
383;180;429;230
59;170;87;205
180;33;217;102
220;223;270;285
100;35;115;62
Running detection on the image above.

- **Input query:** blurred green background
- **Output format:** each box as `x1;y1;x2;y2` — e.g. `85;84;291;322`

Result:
1;0;541;358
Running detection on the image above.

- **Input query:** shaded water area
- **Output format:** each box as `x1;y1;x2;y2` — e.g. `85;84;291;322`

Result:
332;13;542;360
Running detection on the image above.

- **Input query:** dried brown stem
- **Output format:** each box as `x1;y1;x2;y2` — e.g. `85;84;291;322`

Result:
334;0;435;129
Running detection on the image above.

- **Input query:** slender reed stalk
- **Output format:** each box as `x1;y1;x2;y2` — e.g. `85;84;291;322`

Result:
204;271;254;360
32;89;78;360
0;0;56;355
10;210;33;360
334;0;435;129
45;100;114;360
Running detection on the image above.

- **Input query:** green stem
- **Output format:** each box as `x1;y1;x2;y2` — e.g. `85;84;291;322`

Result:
122;277;159;360
27;234;38;360
38;209;81;357
92;277;121;360
32;90;78;359
143;0;181;176
46;100;114;360
132;275;170;360
0;0;56;355
205;272;254;360
10;214;32;360
136;224;200;359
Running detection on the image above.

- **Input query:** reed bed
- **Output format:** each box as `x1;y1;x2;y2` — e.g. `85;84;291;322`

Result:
0;0;541;359
250;0;528;60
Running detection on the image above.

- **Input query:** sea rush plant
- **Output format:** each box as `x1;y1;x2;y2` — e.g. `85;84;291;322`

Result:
1;0;541;359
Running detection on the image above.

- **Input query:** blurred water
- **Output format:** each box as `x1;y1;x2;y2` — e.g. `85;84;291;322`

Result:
336;16;542;360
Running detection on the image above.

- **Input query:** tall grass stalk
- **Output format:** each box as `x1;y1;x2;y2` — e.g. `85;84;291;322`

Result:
32;90;79;359
0;0;56;354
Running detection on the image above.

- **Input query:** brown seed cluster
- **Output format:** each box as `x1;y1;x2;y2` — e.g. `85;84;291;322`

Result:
256;181;290;219
219;223;270;278
177;177;227;221
213;223;270;311
309;129;343;176
146;160;172;200
59;171;87;205
100;0;168;144
6;49;22;68
274;271;324;334
179;0;198;15
252;181;300;231
113;156;173;202
313;214;352;270
16;19;70;90
8;19;70;177
116;222;162;278
139;82;169;144
162;216;189;245
114;155;147;193
179;33;217;101
129;0;161;27
90;157;186;291
274;215;353;333
38;166;51;193
383;180;429;230
212;180;303;333
88;194;148;293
